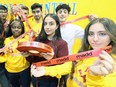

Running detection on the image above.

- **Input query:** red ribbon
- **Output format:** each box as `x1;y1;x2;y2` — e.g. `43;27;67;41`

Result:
33;46;112;67
60;15;89;25
0;4;33;53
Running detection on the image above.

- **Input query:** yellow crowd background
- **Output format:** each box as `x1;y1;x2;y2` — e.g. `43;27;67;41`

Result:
1;0;116;54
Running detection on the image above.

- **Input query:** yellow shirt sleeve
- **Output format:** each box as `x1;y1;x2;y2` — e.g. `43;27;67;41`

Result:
45;62;72;78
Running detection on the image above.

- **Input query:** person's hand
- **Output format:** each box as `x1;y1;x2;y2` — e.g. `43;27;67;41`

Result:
21;52;30;57
28;30;37;41
40;49;54;60
88;14;98;21
11;5;20;15
31;64;46;77
89;51;115;76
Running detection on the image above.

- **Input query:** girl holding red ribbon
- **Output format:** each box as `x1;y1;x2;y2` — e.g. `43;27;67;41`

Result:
3;19;31;87
24;13;68;87
31;18;116;87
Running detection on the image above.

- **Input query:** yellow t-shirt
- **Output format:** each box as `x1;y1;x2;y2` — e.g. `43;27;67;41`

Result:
24;17;42;40
86;54;116;87
4;36;30;73
45;54;116;87
0;54;7;63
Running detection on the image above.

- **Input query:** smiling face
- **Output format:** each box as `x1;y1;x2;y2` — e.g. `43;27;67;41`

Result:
11;21;23;38
44;16;58;39
88;23;111;50
57;9;69;23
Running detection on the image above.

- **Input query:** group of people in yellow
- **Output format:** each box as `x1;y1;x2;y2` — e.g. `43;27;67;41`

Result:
0;2;116;87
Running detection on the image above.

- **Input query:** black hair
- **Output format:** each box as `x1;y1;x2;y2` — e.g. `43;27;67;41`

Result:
21;5;29;11
0;5;8;12
36;13;61;42
56;4;71;13
6;19;25;37
31;3;42;11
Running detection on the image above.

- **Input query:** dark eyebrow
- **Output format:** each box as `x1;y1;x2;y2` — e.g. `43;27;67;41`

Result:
98;31;106;33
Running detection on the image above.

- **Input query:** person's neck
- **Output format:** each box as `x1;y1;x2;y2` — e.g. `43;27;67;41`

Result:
13;35;18;39
60;21;67;26
35;17;42;23
35;19;41;23
47;34;55;41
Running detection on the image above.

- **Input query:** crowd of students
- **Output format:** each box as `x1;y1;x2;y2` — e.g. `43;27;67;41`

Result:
0;3;116;87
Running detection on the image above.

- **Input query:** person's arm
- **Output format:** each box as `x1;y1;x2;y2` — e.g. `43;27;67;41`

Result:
31;61;72;78
21;51;34;62
74;25;84;39
0;54;7;63
86;51;115;86
39;49;54;60
31;40;70;78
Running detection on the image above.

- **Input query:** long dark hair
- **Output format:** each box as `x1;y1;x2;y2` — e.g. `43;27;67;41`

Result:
36;13;62;42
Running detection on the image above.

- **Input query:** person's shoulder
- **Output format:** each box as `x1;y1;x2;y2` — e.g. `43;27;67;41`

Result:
4;36;13;44
66;23;83;30
5;36;13;41
56;38;67;45
19;37;28;42
66;23;80;26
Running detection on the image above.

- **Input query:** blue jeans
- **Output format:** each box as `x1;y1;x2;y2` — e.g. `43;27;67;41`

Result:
59;75;68;87
32;76;58;87
6;67;31;87
0;69;11;87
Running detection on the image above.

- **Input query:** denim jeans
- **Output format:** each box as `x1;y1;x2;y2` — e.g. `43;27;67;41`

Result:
0;64;11;87
32;76;58;87
6;67;30;87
